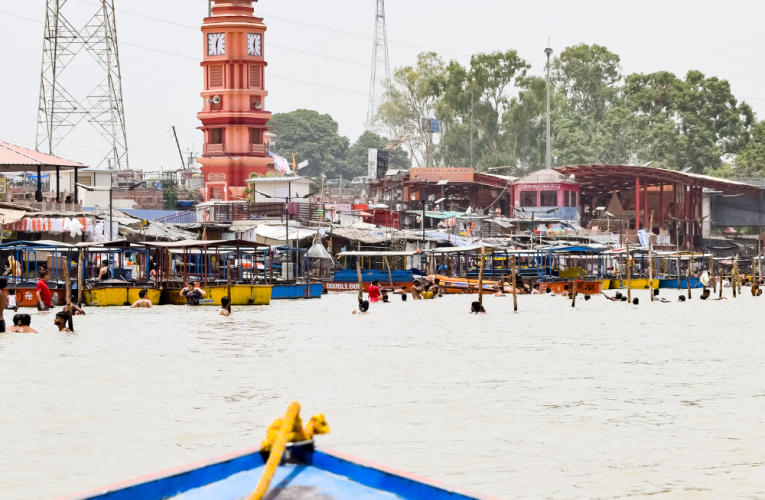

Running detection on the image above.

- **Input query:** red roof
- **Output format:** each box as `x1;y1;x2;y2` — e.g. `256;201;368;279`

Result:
0;141;85;171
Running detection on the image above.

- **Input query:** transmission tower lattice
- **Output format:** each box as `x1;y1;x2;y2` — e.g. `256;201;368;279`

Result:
36;0;129;170
365;0;390;132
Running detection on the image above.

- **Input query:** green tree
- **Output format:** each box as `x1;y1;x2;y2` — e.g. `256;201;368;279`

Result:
734;120;765;176
268;109;349;177
342;131;410;179
376;52;445;167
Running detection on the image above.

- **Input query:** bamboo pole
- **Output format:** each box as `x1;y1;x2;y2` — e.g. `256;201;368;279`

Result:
710;255;716;293
686;264;692;300
478;246;485;305
732;259;737;298
510;255;518;312
736;257;742;295
759;238;763;284
246;401;301;500
648;211;654;301
384;256;394;290
571;276;577;308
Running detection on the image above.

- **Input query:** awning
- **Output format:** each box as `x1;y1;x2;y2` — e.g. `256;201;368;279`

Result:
337;250;419;257
0;208;27;225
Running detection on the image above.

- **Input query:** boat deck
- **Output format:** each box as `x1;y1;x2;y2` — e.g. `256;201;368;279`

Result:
172;464;402;500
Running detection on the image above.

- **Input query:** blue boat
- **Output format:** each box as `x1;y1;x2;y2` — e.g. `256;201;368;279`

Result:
658;277;704;289
55;442;497;500
271;283;323;299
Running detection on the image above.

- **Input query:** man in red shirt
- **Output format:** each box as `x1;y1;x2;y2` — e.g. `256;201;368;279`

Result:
36;270;52;311
368;279;380;303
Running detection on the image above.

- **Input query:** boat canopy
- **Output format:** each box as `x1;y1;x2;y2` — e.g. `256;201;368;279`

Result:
337;250;419;257
426;244;496;254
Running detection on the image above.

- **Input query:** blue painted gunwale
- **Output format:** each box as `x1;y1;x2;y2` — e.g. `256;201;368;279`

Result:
53;446;501;500
658;278;704;289
270;283;323;300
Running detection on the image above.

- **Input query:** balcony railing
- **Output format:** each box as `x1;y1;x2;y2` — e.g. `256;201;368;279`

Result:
204;144;225;156
251;144;267;156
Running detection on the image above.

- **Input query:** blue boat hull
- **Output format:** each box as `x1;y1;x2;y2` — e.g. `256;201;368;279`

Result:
658;278;704;289
270;284;323;300
55;444;499;500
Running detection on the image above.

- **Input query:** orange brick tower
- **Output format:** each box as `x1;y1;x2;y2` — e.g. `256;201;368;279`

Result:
198;0;273;202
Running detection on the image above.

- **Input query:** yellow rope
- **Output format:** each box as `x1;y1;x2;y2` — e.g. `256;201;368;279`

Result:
247;401;301;500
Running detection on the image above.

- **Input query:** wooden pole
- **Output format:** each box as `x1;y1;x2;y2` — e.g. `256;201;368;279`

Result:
226;261;232;313
356;260;363;303
510;255;518;312
710;255;716;293
759;238;763;284
571;276;577;308
62;261;74;331
76;248;84;307
478;246;485;305
719;268;723;299
625;234;632;302
732;258;737;298
686;264;692;300
384;256;394;290
648;211;654;301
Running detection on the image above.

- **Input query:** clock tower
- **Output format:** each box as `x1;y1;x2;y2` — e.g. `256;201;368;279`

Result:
198;0;273;202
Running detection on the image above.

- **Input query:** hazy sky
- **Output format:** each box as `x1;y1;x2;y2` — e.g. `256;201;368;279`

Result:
1;0;764;171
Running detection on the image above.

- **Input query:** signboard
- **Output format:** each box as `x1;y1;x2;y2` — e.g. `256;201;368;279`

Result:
368;149;377;179
410;167;474;183
376;150;389;179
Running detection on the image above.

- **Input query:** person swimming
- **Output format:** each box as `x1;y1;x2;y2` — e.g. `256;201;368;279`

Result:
470;301;486;314
353;300;371;314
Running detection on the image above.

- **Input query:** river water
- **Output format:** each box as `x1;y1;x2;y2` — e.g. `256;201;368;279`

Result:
1;289;764;500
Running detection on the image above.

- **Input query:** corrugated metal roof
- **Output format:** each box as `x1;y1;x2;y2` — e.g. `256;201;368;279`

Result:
0;141;85;170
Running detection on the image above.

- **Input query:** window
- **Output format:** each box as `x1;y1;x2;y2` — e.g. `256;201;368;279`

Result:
251;128;260;144
520;191;537;207
540;190;558;207
210;129;223;144
210;187;224;200
564;191;578;207
250;65;261;88
210;66;223;88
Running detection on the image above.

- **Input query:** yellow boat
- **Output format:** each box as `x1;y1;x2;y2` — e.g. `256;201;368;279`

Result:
608;278;659;290
84;287;162;307
162;284;273;306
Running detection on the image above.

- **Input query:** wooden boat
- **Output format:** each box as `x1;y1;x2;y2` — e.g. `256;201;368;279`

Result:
330;250;420;292
54;441;497;500
271;283;323;299
84;286;162;307
658;277;704;289
162;284;273;306
607;277;659;290
535;245;607;295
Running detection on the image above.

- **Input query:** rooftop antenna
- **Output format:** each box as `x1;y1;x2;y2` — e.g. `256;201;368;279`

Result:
365;0;391;132
36;0;129;170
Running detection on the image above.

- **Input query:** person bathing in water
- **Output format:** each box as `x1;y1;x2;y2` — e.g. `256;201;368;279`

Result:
470;301;486;314
219;296;231;316
352;300;370;314
54;311;72;332
8;314;36;333
130;288;153;308
368;280;381;303
181;282;206;306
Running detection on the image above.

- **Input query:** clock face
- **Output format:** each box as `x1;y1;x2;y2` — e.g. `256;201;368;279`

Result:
248;33;262;56
207;33;226;56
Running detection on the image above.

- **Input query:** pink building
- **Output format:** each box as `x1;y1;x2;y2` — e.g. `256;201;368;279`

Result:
511;169;580;220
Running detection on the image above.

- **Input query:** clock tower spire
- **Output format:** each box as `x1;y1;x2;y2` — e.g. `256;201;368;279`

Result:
198;0;273;202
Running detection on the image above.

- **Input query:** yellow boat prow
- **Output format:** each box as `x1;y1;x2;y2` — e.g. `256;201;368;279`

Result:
84;287;162;307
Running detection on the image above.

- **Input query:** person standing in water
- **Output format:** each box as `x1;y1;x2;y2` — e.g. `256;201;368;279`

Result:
130;288;154;308
8;314;36;333
219;296;231;316
36;270;52;311
181;282;205;306
368;280;380;303
410;280;423;300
